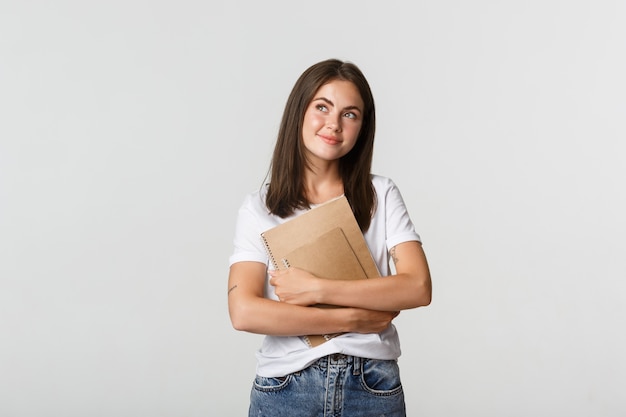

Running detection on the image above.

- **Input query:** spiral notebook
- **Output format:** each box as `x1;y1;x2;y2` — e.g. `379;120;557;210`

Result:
260;196;380;347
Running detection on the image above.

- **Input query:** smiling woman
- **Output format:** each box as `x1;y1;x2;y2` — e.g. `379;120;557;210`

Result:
227;59;432;417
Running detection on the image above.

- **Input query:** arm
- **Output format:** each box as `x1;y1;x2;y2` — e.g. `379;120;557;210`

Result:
269;240;432;311
227;261;398;336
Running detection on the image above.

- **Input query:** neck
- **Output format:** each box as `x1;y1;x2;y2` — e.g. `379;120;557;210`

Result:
303;162;343;204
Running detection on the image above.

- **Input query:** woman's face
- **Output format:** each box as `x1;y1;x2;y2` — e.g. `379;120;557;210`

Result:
301;79;364;165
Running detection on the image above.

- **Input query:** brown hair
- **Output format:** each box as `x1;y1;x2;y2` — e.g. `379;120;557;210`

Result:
265;59;376;231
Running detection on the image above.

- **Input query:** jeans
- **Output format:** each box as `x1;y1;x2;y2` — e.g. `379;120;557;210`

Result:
249;354;406;417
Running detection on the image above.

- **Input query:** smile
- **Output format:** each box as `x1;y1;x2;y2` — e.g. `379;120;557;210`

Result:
318;134;341;145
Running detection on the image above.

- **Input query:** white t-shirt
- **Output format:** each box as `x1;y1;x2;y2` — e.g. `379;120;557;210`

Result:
229;174;421;377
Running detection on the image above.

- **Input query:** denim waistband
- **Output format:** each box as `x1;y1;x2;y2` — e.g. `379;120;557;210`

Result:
314;354;362;371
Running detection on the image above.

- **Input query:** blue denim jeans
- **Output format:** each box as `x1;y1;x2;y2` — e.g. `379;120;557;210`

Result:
249;354;406;417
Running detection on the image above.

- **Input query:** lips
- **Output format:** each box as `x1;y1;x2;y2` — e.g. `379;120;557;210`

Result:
318;134;341;145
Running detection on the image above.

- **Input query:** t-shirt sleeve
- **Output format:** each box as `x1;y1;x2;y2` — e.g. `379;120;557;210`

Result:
383;180;421;250
228;194;269;267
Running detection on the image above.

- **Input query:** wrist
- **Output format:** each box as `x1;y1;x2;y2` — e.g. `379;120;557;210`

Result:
333;307;355;333
312;276;326;305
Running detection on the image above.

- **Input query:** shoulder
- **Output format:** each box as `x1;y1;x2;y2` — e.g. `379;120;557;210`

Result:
237;184;269;217
371;174;400;196
370;174;410;211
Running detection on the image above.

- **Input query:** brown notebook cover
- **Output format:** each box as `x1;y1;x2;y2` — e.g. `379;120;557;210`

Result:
260;196;380;347
281;227;369;282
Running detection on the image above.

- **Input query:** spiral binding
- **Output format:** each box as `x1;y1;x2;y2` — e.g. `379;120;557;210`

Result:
260;234;279;270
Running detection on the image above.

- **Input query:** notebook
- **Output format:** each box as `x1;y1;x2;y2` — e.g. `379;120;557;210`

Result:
260;196;380;347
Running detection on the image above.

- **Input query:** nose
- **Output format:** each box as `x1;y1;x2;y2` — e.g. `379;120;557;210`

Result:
326;114;342;132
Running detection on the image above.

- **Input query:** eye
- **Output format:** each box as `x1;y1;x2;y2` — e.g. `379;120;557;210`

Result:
316;104;328;112
344;111;357;119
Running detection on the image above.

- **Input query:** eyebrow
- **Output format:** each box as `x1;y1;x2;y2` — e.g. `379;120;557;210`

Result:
313;97;362;113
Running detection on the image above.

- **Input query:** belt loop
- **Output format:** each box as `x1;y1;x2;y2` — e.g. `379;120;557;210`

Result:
352;356;361;376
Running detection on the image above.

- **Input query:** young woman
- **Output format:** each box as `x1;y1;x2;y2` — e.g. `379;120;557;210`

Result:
228;58;432;417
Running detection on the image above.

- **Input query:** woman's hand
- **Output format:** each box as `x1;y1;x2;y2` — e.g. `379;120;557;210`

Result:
269;267;322;306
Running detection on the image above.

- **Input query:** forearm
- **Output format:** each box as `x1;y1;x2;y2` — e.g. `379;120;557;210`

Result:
318;273;431;311
230;295;355;336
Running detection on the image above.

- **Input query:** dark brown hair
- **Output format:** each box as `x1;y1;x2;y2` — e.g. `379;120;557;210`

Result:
265;58;376;231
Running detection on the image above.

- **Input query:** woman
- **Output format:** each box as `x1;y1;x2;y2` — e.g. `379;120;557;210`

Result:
228;58;432;416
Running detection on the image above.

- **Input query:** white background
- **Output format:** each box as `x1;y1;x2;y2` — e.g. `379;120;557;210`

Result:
1;1;625;416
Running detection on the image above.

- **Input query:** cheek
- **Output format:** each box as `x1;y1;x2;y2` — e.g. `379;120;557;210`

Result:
304;114;324;131
345;123;362;143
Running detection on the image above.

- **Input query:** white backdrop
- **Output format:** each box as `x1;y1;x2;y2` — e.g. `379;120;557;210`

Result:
1;1;625;416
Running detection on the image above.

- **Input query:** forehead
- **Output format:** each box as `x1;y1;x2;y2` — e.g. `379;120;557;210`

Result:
312;80;364;107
